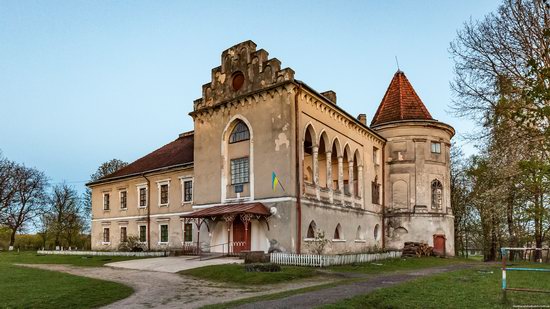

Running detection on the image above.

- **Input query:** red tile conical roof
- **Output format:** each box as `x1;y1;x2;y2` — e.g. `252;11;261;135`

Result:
370;71;433;127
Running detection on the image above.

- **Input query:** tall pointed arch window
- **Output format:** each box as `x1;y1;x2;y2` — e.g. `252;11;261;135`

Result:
307;221;316;238
229;121;250;143
431;179;443;209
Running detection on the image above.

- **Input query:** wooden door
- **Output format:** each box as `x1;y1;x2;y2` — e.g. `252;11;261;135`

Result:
433;234;446;256
232;217;251;253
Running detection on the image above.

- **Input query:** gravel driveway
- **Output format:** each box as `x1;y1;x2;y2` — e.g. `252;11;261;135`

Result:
18;264;338;309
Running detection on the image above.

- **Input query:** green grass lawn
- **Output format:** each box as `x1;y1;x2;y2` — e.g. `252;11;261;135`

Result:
323;263;550;309
180;263;319;285
0;251;146;308
327;256;472;274
200;257;480;308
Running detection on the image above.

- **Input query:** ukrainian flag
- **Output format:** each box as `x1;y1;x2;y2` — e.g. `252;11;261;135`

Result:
272;172;280;192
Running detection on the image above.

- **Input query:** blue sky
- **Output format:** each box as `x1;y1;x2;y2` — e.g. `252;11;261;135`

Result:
0;1;499;192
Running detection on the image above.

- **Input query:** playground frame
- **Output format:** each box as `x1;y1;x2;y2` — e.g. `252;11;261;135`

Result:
501;247;550;299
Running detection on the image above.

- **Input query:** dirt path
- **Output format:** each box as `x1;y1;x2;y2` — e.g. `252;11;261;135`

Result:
234;264;475;309
17;264;338;309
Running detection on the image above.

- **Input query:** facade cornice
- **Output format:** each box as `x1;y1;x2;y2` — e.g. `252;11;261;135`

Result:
87;163;194;187
372;119;455;137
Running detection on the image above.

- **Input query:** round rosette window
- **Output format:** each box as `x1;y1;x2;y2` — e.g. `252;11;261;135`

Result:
232;71;245;91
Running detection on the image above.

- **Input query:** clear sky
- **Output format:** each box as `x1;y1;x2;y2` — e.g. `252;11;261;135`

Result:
0;1;499;193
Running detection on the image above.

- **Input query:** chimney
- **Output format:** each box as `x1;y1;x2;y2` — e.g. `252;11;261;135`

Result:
357;114;367;125
321;90;337;104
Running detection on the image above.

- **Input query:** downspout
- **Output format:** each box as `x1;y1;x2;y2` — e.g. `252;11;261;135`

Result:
294;84;302;254
142;173;151;251
381;145;386;249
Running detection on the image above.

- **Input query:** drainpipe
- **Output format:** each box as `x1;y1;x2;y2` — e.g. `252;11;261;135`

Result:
381;145;386;249
142;173;151;251
294;84;302;254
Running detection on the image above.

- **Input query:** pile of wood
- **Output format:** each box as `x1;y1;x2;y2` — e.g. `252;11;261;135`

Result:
402;242;434;257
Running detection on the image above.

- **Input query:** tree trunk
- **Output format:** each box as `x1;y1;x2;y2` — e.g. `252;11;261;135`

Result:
9;228;16;247
506;189;517;261
534;193;543;261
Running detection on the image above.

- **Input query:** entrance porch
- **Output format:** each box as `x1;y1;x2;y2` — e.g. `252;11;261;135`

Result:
181;202;271;255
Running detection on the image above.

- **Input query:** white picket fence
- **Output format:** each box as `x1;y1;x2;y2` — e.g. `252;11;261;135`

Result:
37;250;167;257
270;251;402;267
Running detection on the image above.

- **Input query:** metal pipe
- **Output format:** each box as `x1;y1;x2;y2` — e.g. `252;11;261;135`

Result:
141;173;151;251
381;145;386;249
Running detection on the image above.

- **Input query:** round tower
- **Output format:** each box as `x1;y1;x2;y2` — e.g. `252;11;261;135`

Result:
371;71;455;256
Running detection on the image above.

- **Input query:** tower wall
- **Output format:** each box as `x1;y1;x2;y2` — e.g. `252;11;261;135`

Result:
375;121;455;256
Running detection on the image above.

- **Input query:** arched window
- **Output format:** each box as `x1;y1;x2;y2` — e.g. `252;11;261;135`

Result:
303;167;313;183
303;125;315;184
356;226;364;240
374;224;380;240
431;179;443;209
343;146;351;195
229;121;250;143
307;221;317;238
333;223;343;240
318;133;329;188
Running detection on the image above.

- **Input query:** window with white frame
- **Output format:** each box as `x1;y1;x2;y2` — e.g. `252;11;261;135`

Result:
159;224;169;243
431;142;441;154
157;180;170;206
431;179;443;209
231;157;249;184
120;190;127;209
139;225;147;242
120;226;127;242
137;185;147;208
103;193;110;210
103;228;110;243
184;223;193;242
183;180;193;202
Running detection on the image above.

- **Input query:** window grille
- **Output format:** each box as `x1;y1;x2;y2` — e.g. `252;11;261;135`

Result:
103;228;110;243
231;157;249;184
139;226;147;242
160;225;168;243
229;121;250;143
431;142;441;154
160;184;169;204
120;191;127;209
184;181;193;202
139;188;147;207
103;194;110;210
184;223;193;242
120;227;127;242
431;180;443;209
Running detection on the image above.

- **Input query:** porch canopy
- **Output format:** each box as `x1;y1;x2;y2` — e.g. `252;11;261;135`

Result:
180;202;272;230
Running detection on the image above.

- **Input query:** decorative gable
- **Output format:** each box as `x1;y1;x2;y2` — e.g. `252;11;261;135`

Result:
193;40;295;111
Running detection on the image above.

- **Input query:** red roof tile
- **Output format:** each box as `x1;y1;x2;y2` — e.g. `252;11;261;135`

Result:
95;132;194;182
181;203;271;218
371;71;433;127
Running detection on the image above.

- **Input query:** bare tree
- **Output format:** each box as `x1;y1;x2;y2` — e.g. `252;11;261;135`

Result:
47;183;81;248
2;165;48;247
451;0;550;260
0;153;18;219
450;0;549;146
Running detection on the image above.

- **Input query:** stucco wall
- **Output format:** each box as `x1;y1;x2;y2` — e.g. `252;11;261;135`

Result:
89;167;194;250
375;121;455;256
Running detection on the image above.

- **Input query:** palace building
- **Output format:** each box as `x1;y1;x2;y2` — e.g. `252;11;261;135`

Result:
87;41;455;256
